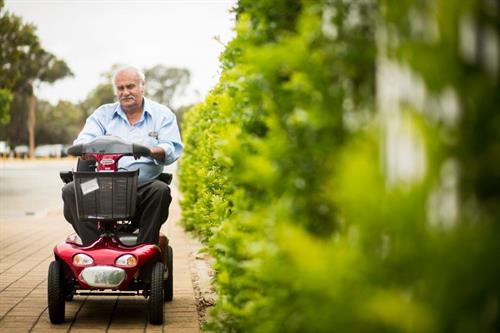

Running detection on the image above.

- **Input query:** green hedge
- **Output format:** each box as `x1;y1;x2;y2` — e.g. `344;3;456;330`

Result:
180;0;500;332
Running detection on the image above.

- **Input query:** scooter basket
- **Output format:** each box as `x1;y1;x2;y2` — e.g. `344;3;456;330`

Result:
73;170;138;221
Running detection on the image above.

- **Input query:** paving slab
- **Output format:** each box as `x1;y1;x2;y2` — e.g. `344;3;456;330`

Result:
0;180;200;332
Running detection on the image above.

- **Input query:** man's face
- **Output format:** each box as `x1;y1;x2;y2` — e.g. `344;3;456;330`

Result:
114;70;144;111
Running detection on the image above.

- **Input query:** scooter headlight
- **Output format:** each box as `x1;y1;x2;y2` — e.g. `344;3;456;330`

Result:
73;253;94;267
115;254;137;267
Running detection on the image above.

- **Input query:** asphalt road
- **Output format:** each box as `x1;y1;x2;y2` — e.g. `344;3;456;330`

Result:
0;159;76;218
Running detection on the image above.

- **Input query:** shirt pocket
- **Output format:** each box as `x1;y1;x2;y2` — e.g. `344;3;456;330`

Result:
142;130;159;148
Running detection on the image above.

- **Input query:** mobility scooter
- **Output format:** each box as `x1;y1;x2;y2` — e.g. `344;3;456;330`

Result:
48;136;173;325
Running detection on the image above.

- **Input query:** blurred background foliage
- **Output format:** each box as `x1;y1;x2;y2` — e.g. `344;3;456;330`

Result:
0;1;191;152
180;0;499;332
0;0;72;155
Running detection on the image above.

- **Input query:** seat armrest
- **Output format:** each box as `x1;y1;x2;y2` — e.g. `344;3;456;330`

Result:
157;173;173;185
60;171;73;184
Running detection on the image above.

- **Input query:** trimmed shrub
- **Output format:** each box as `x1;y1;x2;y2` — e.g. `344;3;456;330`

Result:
180;0;500;332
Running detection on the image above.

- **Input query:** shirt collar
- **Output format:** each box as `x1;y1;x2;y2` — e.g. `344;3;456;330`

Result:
113;97;152;123
143;97;153;117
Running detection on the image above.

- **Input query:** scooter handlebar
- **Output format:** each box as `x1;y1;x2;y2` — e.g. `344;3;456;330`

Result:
67;144;83;156
67;136;152;157
132;144;151;156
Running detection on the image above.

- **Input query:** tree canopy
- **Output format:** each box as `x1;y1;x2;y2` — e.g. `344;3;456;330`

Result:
0;5;37;124
144;64;190;110
0;4;72;125
0;2;72;155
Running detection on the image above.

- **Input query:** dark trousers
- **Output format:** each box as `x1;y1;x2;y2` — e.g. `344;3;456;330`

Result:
62;180;172;246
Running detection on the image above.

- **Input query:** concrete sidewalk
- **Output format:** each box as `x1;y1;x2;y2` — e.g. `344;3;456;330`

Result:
0;185;200;333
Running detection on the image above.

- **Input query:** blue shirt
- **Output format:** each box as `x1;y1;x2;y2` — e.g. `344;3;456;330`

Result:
74;97;183;185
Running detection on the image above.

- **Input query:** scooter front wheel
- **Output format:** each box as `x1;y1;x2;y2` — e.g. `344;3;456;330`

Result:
148;261;164;324
48;260;65;323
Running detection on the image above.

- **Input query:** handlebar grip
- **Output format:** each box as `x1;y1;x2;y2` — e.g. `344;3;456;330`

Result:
132;144;151;156
67;144;83;156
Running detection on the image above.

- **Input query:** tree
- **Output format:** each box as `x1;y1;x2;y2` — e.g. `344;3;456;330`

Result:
0;4;38;125
36;100;84;144
24;52;72;157
0;4;72;155
79;82;115;117
144;64;190;110
0;94;29;146
0;89;12;125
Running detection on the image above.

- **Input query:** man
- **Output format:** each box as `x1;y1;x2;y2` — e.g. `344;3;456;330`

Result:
62;65;183;246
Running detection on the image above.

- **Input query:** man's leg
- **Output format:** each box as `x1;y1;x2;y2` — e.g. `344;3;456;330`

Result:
62;182;99;245
135;180;172;244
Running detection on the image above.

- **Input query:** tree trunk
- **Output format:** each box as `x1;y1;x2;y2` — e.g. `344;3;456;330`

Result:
27;95;36;158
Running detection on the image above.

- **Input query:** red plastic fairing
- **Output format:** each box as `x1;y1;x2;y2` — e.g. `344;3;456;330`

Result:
54;237;160;289
86;153;124;172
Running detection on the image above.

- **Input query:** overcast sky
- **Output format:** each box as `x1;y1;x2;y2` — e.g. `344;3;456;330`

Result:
4;0;236;107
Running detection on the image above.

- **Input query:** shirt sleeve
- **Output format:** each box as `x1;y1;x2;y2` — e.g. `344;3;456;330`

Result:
155;111;183;166
73;107;107;144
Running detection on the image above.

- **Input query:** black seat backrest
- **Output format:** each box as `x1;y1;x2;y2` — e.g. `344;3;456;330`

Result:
77;159;96;171
60;159;96;184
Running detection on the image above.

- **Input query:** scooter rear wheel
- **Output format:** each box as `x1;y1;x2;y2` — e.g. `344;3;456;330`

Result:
48;260;65;323
164;245;173;302
148;261;164;324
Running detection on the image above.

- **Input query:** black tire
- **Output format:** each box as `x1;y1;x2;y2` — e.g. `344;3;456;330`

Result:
48;260;65;324
64;279;74;302
164;246;173;302
148;261;164;325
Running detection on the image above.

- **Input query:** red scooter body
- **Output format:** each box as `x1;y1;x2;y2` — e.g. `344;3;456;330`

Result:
54;235;160;290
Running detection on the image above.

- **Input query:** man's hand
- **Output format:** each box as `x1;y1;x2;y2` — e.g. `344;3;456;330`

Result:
150;146;165;162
